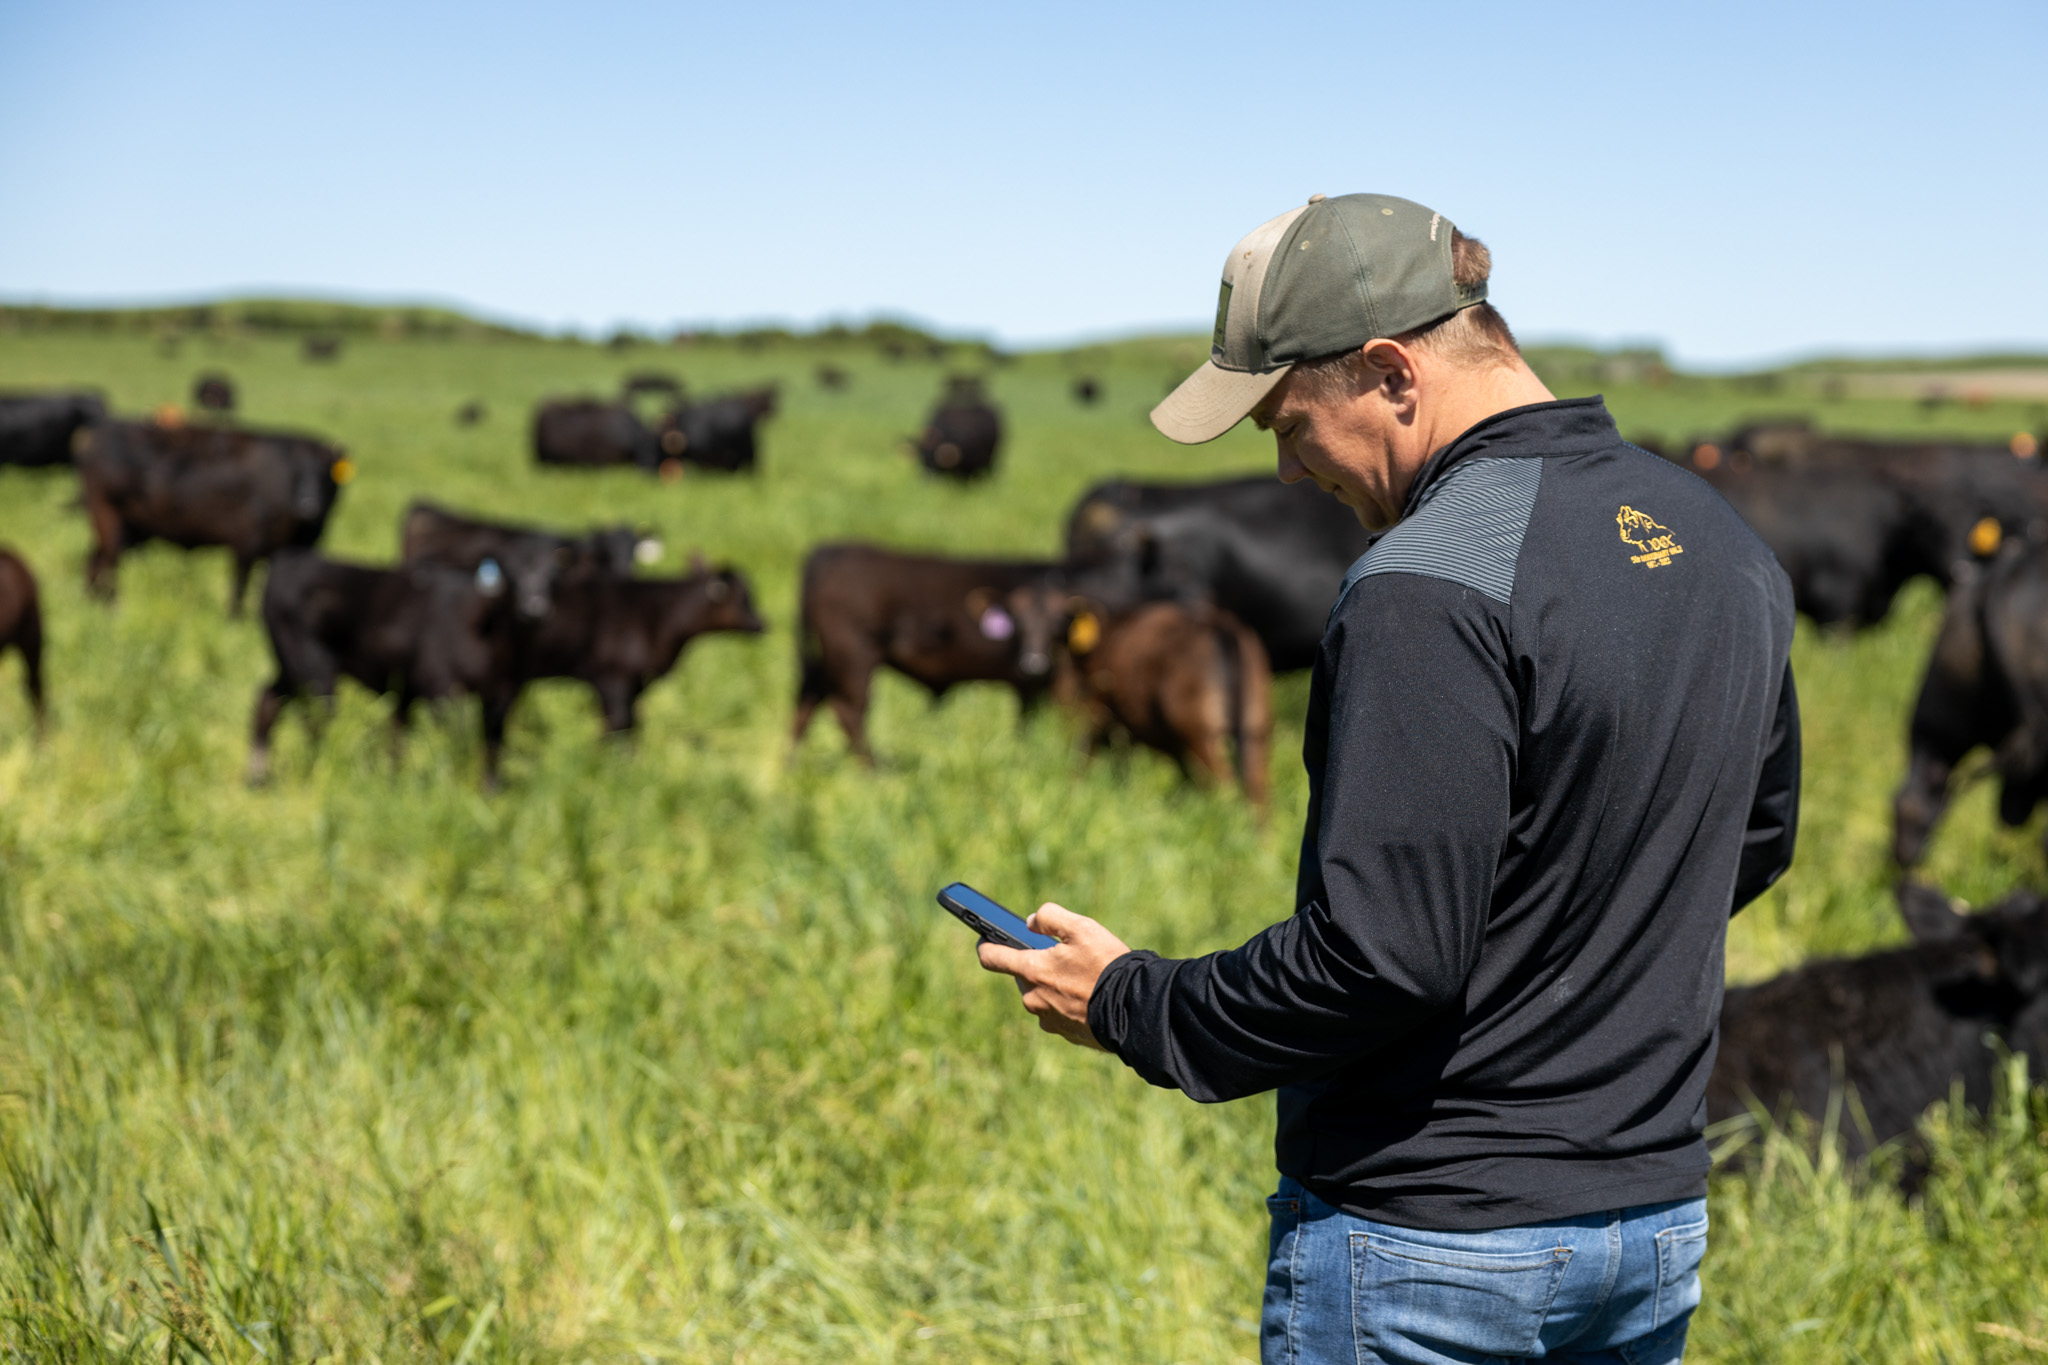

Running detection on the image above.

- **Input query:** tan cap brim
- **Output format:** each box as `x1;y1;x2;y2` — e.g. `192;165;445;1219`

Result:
1150;360;1291;444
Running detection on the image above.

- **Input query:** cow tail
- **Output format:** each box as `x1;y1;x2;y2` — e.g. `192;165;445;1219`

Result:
1224;615;1273;811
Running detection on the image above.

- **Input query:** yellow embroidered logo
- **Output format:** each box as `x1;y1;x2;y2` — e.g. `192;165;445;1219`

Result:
1617;506;1683;568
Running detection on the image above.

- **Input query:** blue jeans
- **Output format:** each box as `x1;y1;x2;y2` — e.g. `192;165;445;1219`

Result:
1262;1178;1706;1364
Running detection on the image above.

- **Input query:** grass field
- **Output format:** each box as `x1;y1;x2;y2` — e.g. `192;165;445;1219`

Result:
1;328;2046;1362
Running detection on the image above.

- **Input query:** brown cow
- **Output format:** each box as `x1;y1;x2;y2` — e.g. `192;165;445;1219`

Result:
792;544;1061;762
0;550;44;732
1008;585;1271;807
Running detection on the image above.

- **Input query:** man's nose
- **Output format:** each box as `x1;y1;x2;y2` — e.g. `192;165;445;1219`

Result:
1275;441;1308;485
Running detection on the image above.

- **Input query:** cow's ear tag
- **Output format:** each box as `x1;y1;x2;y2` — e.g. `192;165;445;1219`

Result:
1970;517;2003;557
1068;611;1101;655
476;558;504;595
979;606;1015;641
635;538;664;565
330;458;356;485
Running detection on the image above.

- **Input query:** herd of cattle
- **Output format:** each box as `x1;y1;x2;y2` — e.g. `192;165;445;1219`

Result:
5;375;2048;1167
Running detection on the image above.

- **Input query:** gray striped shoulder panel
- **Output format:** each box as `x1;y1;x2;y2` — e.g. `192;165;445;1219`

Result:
1331;456;1543;617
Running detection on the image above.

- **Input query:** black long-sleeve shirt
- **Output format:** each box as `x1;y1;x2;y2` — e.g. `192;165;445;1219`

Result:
1088;397;1800;1230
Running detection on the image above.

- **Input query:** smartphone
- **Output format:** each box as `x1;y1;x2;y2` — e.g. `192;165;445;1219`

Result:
936;882;1057;950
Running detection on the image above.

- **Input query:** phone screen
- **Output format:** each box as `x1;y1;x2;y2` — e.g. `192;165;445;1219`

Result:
938;882;1057;950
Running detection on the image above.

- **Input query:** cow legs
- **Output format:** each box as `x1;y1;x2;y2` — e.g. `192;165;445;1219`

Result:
596;678;639;735
795;652;876;765
389;692;416;770
247;680;293;785
480;692;513;792
82;499;123;601
228;553;257;617
16;604;45;737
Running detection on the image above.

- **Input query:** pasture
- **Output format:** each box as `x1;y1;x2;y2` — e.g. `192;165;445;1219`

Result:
0;326;2046;1362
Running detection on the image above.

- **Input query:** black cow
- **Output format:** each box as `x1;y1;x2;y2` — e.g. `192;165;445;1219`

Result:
794;545;1080;762
455;400;486;428
193;373;236;413
913;381;1001;479
620;371;684;401
533;399;657;469
513;561;764;731
74;420;347;613
1894;537;2048;866
0;549;44;732
302;335;342;363
816;364;850;391
1063;475;1378;672
1708;883;2048;1161
250;550;522;787
658;387;777;473
0;393;105;468
1071;376;1102;406
399;501;652;619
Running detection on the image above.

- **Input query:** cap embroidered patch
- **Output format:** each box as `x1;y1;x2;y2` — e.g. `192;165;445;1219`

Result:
1617;506;1683;568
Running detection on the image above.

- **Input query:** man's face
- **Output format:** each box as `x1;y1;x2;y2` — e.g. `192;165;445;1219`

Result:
1255;367;1411;530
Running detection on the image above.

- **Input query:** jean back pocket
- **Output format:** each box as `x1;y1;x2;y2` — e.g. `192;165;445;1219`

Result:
1652;1215;1708;1326
1351;1230;1571;1360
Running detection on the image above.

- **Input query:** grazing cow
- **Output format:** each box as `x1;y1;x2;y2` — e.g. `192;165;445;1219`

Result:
533;398;657;469
399;500;652;619
0;392;105;468
302;335;342;363
1708;883;2048;1160
1007;584;1270;806
0;550;44;731
816;363;850;391
793;544;1067;761
193;373;236;413
914;380;1001;478
620;371;684;401
1063;475;1378;671
455;400;486;427
513;560;765;731
1071;376;1102;406
250;550;522;787
658;386;777;473
74;420;348;613
1893;539;2048;866
1698;462;1946;627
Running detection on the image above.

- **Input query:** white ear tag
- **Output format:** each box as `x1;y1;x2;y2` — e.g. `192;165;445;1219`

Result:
636;538;664;565
475;558;504;595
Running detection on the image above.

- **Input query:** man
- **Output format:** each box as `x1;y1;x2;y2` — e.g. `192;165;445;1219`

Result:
977;193;1799;1364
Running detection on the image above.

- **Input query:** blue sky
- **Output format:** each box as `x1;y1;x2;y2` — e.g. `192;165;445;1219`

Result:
2;0;2042;365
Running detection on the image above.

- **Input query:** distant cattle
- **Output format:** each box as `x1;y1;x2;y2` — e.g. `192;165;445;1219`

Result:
1709;882;2048;1160
74;420;348;613
658;387;777;473
1063;475;1377;672
1007;585;1270;806
302;335;342;363
816;364;850;391
0;392;105;468
533;399;657;469
1893;538;2048;866
914;380;1001;479
0;549;45;732
512;560;765;731
793;545;1067;762
1071;376;1101;406
620;371;684;401
250;550;523;787
193;373;236;413
399;500;652;620
455;400;486;427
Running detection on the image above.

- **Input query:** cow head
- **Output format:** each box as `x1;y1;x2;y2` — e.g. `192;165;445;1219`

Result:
1899;881;2048;1004
694;562;765;634
1001;581;1106;681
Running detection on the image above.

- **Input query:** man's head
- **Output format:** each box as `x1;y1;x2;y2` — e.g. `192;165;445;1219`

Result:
1153;194;1549;528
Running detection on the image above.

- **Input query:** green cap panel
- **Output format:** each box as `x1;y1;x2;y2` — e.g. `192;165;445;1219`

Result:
1255;194;1476;366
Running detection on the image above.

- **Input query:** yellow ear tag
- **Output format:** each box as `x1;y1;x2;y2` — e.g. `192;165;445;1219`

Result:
330;458;356;485
2014;432;2039;459
154;403;185;428
1969;517;2003;557
1068;611;1101;655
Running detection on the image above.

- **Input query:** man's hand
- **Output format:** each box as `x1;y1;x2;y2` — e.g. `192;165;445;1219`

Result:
977;903;1132;1049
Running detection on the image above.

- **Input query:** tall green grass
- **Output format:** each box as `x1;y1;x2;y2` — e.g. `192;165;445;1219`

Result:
0;332;2044;1361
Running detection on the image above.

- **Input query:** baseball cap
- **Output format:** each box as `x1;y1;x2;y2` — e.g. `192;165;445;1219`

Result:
1151;193;1484;444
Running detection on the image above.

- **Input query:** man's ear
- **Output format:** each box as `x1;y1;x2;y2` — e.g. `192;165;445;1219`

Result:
1359;339;1420;406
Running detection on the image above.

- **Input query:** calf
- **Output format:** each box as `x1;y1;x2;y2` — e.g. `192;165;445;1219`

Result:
913;381;1001;479
532;398;657;469
1894;538;2048;866
399;500;652;620
1071;376;1101;406
658;386;777;473
0;392;105;468
793;544;1060;762
74;419;348;613
1064;475;1377;671
0;550;44;731
193;373;236;413
250;550;521;787
1008;585;1270;807
1708;883;2048;1158
514;561;764;731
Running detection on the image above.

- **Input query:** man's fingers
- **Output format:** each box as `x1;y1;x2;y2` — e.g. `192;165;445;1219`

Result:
978;940;1038;978
1028;902;1086;940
